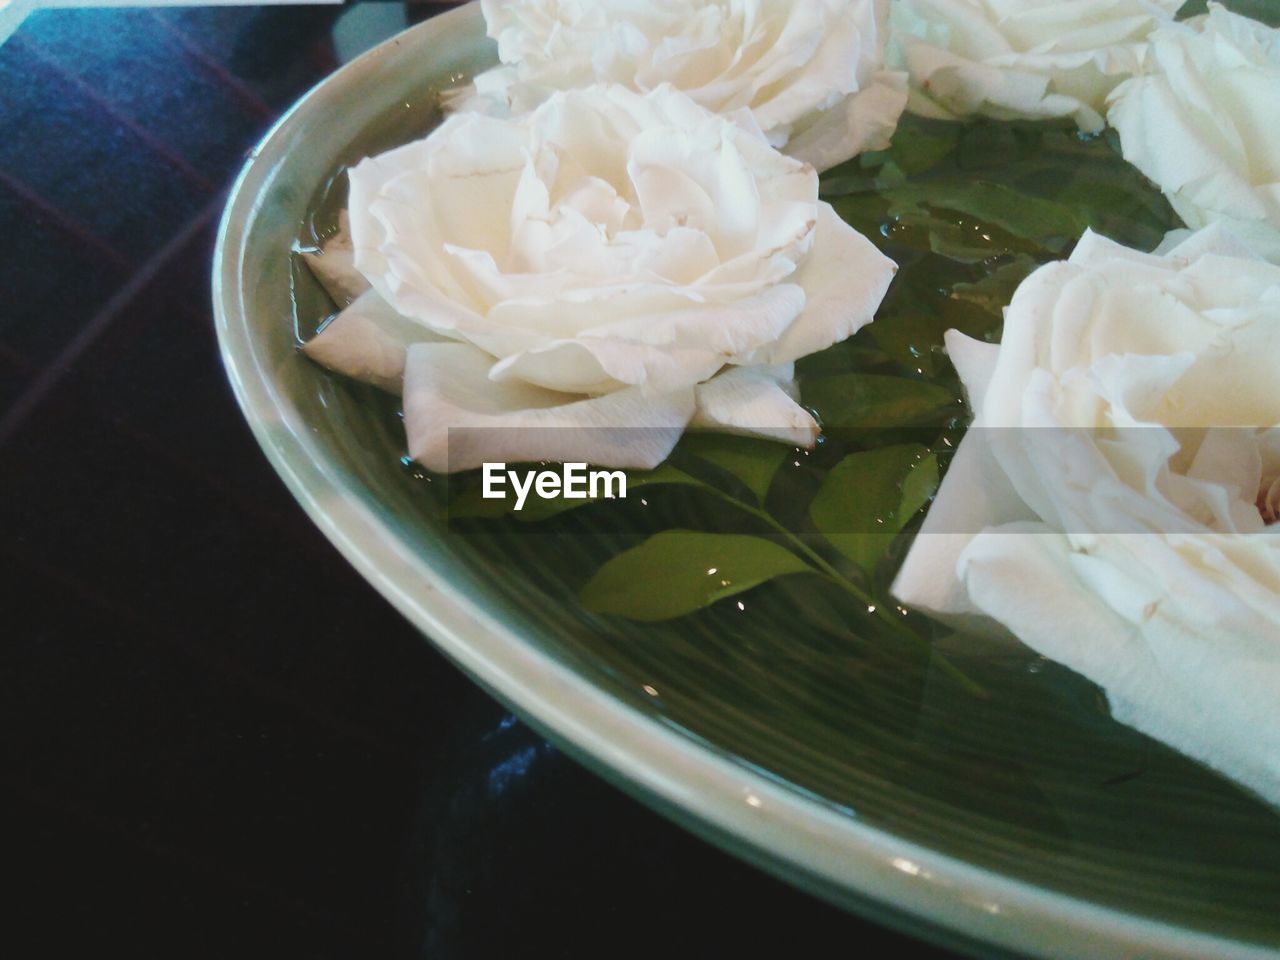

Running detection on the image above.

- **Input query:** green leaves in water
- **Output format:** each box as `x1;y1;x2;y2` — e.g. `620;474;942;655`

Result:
579;532;810;621
867;256;1039;377
811;445;939;575
804;374;959;429
442;114;1177;664
574;442;939;622
677;433;790;505
822;115;1178;260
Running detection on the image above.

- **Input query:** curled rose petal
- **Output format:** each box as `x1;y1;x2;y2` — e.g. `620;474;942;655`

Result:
1155;220;1280;265
690;363;820;446
301;210;371;308
783;70;908;173
301;289;448;393
744;203;896;366
403;342;695;472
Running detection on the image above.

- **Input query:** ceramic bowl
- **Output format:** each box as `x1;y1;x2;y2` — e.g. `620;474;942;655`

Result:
213;6;1280;957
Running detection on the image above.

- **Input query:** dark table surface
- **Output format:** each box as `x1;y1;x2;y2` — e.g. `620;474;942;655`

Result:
0;4;969;957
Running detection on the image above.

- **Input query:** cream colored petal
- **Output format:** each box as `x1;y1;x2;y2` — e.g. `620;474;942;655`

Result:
746;0;879;134
403;341;695;472
1109;72;1268;227
784;71;908;171
1156;218;1280;265
746;202;896;365
944;328;1001;410
301;289;450;394
690;363;820;447
965;530;1280;804
489;283;808;393
301;210;371;308
488;336;722;395
957;524;1156;676
580;283;807;359
890;432;1037;619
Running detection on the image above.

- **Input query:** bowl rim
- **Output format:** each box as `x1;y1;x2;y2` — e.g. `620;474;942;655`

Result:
211;6;1277;958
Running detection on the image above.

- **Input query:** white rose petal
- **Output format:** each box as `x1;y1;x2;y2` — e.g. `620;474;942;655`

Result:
301;210;371;307
890;0;1181;131
403;341;695;472
1108;4;1280;240
301;288;449;393
1156;220;1280;265
690;362;820;446
745;202;897;365
782;70;909;172
461;0;907;170
893;225;1280;804
305;84;895;471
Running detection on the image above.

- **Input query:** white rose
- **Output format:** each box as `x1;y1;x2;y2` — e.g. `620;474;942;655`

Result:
1108;4;1280;242
453;0;908;171
893;225;1280;804
1156;220;1280;265
889;0;1180;131
301;84;896;472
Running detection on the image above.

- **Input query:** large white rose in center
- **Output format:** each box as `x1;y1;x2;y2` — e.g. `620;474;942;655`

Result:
301;84;896;471
455;0;908;171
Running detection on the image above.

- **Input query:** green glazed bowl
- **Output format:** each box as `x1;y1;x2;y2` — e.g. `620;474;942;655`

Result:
213;5;1280;958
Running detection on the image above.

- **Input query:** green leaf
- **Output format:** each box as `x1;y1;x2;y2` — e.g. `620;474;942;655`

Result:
899;453;940;520
819;170;878;200
828;192;890;239
1178;0;1280;27
1047;161;1177;251
826;114;1176;266
446;483;510;520
795;335;895;379
948;257;1039;317
803;373;959;429
809;445;939;574
954;121;1030;172
886;182;1088;250
872;204;1050;263
883;121;962;176
820;118;959;198
680;433;790;504
866;256;1034;375
866;275;951;376
580;531;811;621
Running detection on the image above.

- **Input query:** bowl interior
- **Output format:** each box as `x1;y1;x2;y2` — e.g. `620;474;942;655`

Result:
214;7;1280;957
